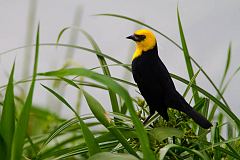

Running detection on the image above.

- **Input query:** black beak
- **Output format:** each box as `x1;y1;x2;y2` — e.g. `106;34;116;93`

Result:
126;35;138;41
126;34;146;42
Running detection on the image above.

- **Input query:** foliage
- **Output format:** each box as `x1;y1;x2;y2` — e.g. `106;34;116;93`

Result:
0;9;240;160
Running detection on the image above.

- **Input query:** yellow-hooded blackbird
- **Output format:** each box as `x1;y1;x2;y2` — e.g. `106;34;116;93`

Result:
127;29;212;129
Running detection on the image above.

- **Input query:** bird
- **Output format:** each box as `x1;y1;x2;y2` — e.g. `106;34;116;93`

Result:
127;29;212;129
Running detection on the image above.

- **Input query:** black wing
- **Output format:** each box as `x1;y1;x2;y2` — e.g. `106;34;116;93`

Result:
152;57;176;93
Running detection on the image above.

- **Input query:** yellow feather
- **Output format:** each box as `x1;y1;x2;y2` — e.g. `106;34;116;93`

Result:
132;47;142;61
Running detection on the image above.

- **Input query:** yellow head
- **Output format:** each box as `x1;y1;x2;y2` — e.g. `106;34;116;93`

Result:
127;29;156;60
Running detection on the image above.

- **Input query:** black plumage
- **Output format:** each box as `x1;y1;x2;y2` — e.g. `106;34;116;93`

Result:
131;44;212;129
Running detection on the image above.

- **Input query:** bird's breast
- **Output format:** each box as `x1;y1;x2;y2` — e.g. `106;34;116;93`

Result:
132;56;156;83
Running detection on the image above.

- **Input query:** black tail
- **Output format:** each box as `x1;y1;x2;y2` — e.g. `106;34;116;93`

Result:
173;93;212;129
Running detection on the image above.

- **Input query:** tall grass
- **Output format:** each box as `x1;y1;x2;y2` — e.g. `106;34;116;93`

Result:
0;8;240;160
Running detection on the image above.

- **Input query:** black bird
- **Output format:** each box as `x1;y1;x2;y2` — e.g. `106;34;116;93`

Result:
127;29;212;129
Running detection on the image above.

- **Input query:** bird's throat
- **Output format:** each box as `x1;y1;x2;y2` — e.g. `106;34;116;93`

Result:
132;43;157;61
132;47;142;61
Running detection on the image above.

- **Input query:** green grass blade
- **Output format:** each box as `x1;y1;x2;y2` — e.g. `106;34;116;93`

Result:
57;27;120;113
177;8;200;103
211;123;221;159
214;146;240;159
227;124;234;140
217;113;224;134
160;144;207;160
211;66;240;125
220;136;240;159
38;115;97;154
219;43;231;90
60;77;80;89
39;128;136;159
149;127;184;142
39;141;119;160
53;43;131;71
198;98;210;136
0;43;131;72
183;68;200;98
80;29;120;113
40;118;78;150
0;134;6;158
26;134;38;157
88;152;138;160
222;65;240;93
202;98;210;119
90;64;131;73
78;29;109;73
201;136;240;151
41;84;101;156
0;78;108;92
56;27;70;46
0;62;15;159
209;43;232;121
82;90;138;157
39;129;130;159
39;67;155;160
194;97;206;111
11;24;40;160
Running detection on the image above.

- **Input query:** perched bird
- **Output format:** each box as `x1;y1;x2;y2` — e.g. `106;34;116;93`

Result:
127;29;212;129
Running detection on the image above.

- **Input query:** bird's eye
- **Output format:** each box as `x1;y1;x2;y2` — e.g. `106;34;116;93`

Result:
134;34;146;41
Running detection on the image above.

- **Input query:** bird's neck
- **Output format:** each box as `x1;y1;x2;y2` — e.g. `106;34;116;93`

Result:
132;47;142;61
132;44;158;61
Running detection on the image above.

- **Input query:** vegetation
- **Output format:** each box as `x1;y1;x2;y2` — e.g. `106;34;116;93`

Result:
0;9;240;160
